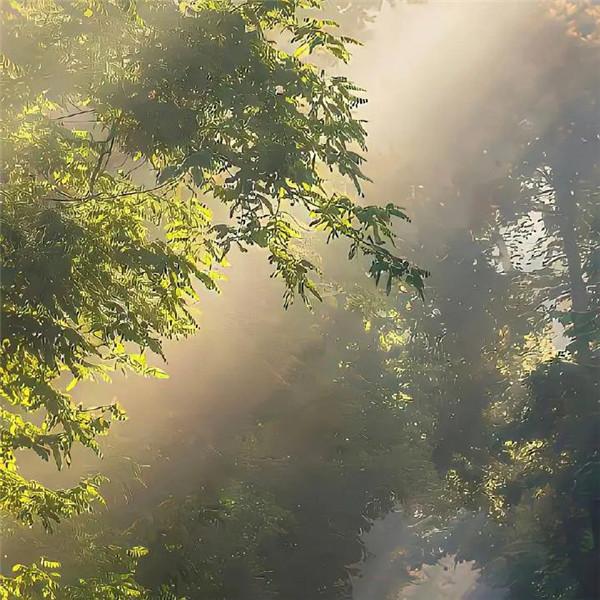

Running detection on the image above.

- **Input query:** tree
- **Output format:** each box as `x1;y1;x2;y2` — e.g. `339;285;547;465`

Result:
417;6;600;597
0;0;425;592
0;0;424;527
297;5;599;598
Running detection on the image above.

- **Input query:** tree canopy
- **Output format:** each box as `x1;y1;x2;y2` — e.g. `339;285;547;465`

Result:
0;0;424;537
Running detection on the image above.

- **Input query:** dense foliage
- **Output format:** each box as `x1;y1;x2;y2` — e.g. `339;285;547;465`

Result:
0;0;429;595
0;0;424;539
356;6;600;597
0;549;150;600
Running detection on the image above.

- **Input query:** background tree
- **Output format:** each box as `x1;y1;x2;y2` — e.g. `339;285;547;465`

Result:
392;6;600;597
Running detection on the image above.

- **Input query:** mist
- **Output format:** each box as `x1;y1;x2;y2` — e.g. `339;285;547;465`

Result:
3;1;598;599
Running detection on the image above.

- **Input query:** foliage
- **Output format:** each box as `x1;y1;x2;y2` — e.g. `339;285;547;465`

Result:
0;0;425;543
297;6;600;597
0;548;153;600
115;301;437;598
391;7;600;597
467;12;599;596
2;298;439;599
